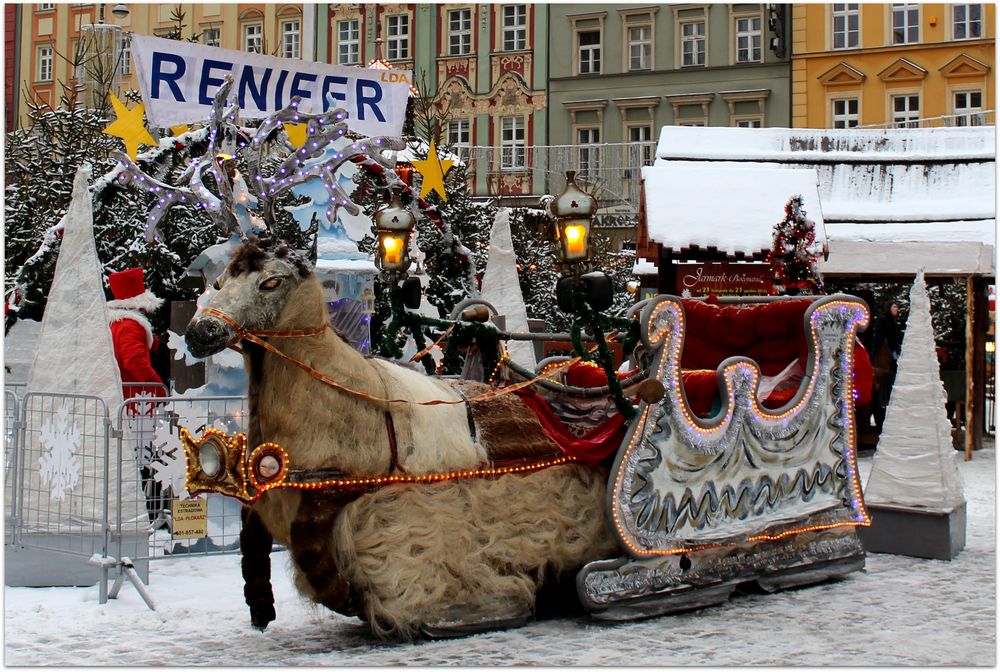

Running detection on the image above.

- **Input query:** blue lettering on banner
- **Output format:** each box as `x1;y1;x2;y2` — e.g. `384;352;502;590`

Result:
355;79;385;122
238;66;272;111
290;72;317;103
199;59;233;105
273;70;288;110
321;76;348;111
151;52;186;101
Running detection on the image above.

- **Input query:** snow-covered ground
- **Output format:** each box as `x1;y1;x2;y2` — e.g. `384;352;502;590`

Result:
4;443;995;666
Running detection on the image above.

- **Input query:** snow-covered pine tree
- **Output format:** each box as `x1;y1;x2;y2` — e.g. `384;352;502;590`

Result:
508;208;637;333
5;83;120;330
508;207;565;331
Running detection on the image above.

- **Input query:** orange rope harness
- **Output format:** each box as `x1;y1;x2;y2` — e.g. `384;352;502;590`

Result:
198;306;580;406
409;323;454;363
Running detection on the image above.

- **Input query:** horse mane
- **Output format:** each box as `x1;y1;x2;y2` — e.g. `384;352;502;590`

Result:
227;236;311;278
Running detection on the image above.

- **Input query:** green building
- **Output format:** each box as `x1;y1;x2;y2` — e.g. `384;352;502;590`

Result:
547;3;792;209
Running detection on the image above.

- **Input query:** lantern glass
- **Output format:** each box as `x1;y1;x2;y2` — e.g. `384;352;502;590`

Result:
558;218;591;261
377;230;411;271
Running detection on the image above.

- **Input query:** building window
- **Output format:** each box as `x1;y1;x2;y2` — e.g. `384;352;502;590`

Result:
337;20;359;65
627;124;654;164
953;4;982;40
892;4;919;44
387;15;409;60
832;3;859;49
203;27;221;48
244;23;262;53
736;119;762;128
680;20;705;67
38;3;54;10
447;119;471;163
500;116;525;170
576;127;601;181
282;20;300;59
735;15;762;63
37;46;53;82
119;37;131;75
892;94;920;127
953;90;983;126
832;98;859;128
448;8;472;55
578;30;601;74
628;24;652;71
503;5;527;51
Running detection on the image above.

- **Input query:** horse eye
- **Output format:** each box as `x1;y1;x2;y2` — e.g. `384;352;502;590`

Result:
259;276;282;290
212;280;221;291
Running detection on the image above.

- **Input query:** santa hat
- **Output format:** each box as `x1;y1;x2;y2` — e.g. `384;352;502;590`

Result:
107;267;164;313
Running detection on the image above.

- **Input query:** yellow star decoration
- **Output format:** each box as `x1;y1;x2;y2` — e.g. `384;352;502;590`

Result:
412;139;454;201
170;124;190;136
103;93;157;160
284;123;308;149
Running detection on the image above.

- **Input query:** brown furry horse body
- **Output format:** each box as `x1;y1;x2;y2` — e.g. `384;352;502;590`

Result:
185;240;618;638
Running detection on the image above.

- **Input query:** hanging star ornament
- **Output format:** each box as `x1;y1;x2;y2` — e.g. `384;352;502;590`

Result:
103;93;157;160
412;139;454;201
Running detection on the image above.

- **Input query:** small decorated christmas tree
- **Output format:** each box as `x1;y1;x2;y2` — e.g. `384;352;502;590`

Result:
767;194;822;295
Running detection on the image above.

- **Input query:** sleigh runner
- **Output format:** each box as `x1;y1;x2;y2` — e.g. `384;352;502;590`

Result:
180;238;873;635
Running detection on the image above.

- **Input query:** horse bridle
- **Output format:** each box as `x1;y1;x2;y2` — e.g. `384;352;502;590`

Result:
196;306;582;406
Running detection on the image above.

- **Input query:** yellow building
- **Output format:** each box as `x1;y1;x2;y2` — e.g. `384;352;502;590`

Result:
17;3;307;128
791;3;994;127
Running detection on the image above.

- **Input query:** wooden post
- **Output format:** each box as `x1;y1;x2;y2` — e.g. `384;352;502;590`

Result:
964;276;986;460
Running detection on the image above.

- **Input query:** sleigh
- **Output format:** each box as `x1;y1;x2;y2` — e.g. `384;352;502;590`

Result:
499;292;874;619
180;239;874;637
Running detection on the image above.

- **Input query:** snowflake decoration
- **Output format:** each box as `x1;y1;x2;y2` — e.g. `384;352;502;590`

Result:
145;402;209;496
38;406;82;501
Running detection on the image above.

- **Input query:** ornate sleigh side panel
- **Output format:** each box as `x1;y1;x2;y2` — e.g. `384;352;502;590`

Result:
578;294;871;620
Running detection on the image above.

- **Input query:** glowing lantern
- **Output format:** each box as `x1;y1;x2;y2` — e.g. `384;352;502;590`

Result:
551;170;597;264
374;188;416;273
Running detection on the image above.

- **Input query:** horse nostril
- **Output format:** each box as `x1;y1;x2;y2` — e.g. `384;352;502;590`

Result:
203;321;221;338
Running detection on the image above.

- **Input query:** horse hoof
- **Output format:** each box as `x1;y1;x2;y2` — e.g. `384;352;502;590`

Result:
250;604;276;630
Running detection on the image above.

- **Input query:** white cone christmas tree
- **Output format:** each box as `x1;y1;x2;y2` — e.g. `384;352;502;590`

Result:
27;164;123;403
20;163;144;536
481;208;536;370
864;270;965;512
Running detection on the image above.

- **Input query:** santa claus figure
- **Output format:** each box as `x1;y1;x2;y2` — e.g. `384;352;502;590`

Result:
107;266;165;399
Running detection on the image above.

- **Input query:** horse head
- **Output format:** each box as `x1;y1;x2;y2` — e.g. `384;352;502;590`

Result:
185;237;317;358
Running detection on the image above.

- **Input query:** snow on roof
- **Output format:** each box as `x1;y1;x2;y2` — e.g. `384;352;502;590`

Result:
314;258;377;273
655;125;995;163
641;163;825;256
651;125;996;274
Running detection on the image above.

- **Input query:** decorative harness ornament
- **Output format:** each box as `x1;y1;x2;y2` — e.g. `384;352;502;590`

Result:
180;425;580;505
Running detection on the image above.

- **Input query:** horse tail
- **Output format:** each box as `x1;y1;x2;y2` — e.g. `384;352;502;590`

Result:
240;506;277;630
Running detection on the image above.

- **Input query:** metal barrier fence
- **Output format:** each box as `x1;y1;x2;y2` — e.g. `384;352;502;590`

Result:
5;389;20;545
5;389;250;607
8;392;113;564
113;394;248;565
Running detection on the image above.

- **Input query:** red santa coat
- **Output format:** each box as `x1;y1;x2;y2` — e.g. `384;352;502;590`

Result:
109;307;165;400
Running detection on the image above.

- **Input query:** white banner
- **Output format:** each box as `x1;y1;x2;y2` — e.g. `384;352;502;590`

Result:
131;35;412;137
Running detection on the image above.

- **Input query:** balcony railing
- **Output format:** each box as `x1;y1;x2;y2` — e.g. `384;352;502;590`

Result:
859;110;995;129
453;142;657;211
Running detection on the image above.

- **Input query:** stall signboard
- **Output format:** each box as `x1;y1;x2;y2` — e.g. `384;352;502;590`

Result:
675;262;771;297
